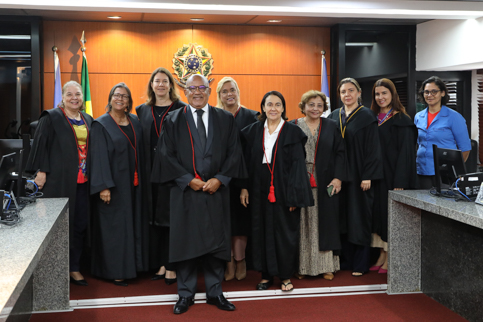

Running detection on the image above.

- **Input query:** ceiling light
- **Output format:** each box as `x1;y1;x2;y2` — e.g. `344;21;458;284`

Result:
0;55;31;58
268;20;282;23
190;18;204;21
346;42;377;47
0;35;31;40
107;16;121;19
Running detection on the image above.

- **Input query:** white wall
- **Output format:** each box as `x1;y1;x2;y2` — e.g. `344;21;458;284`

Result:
417;18;483;145
416;18;483;71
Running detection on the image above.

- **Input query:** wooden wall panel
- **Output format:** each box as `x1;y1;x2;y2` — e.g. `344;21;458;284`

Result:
42;21;331;120
192;25;330;76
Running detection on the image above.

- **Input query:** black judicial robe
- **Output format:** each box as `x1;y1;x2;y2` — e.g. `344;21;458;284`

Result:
373;113;418;242
151;106;247;263
328;106;383;247
230;107;259;236
241;121;314;278
135;101;186;226
26;108;93;244
89;113;149;279
292;117;348;252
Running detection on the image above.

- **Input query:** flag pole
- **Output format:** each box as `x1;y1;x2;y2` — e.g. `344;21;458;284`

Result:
52;46;62;109
320;50;331;117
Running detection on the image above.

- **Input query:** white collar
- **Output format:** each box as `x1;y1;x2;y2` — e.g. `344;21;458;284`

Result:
264;118;284;134
189;104;209;114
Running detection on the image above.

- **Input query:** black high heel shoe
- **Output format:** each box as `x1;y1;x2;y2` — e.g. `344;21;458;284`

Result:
151;273;165;281
70;276;88;286
113;280;128;287
165;277;177;285
256;279;273;290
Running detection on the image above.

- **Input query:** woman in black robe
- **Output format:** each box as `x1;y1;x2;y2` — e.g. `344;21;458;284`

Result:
135;67;186;284
369;78;418;274
90;83;148;286
293;90;347;281
328;78;383;276
215;76;259;281
27;81;93;286
241;91;313;292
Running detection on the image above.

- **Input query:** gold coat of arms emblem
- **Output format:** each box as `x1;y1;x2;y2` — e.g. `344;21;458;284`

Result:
172;43;214;87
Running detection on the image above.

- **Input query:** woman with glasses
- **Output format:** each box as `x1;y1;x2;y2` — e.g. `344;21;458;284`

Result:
414;76;471;189
327;78;383;277
90;82;148;286
136;68;186;285
293;90;346;281
215;77;259;281
369;79;418;274
241;91;313;292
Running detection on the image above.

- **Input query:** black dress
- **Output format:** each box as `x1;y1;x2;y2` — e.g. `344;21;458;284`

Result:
372;112;418;242
136;101;186;270
89;113;149;280
328;106;383;247
26;108;93;271
241;121;314;279
230;107;259;236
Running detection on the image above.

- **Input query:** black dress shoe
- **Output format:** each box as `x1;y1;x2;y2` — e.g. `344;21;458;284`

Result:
70;276;88;286
151;273;165;281
173;297;194;314
165;277;177;285
206;294;236;311
113;280;128;287
256;280;273;290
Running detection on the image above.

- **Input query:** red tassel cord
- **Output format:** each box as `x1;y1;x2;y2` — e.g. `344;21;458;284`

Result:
109;113;139;188
309;172;317;188
263;122;285;203
133;170;139;186
268;185;276;202
308;121;322;188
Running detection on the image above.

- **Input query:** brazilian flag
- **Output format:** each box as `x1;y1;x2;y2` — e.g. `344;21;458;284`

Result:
81;52;92;116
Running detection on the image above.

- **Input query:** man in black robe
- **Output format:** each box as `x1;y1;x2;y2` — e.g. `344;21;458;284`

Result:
152;74;247;314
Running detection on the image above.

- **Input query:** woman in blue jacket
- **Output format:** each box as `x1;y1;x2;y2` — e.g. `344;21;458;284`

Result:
414;76;471;189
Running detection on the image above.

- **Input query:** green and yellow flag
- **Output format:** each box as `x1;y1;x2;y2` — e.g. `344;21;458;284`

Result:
81;52;92;116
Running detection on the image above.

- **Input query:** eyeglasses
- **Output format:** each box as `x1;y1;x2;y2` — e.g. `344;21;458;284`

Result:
187;85;208;93
113;93;130;100
422;90;441;96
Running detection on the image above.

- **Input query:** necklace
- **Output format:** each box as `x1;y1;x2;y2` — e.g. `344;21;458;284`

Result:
110;112;128;125
63;108;80;120
305;117;320;134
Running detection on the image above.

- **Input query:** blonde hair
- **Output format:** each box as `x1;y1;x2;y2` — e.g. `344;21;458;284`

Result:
216;77;240;109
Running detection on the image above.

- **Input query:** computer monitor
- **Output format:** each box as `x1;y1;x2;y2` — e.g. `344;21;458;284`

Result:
433;144;467;194
0;152;17;191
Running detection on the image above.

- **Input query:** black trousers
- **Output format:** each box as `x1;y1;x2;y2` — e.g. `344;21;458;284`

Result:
176;254;224;298
70;182;88;272
340;234;370;273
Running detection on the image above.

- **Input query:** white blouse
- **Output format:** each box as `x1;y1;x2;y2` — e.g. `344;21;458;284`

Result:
262;119;285;164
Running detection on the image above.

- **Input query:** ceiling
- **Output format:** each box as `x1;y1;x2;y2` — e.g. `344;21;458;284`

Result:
0;1;483;27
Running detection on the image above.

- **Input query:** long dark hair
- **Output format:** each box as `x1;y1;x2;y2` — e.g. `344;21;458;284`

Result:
371;78;408;116
258;90;288;122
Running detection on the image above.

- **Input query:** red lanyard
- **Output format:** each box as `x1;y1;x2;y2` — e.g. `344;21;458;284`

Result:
309;122;322;188
233;106;241;118
184;106;202;181
263;121;285;203
109;113;139;186
151;102;174;137
60;108;89;169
